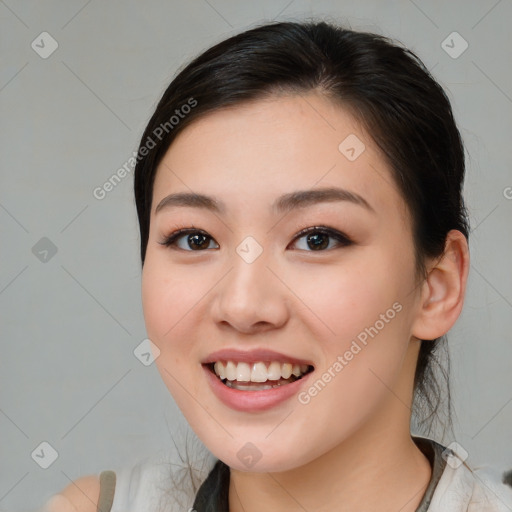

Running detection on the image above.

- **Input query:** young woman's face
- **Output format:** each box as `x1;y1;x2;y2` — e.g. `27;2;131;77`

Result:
142;93;425;472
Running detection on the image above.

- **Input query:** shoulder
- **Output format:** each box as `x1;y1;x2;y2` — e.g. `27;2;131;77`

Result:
429;449;512;511
43;475;100;512
470;464;512;510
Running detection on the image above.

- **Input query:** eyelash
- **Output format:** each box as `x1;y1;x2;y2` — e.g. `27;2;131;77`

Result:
158;224;353;252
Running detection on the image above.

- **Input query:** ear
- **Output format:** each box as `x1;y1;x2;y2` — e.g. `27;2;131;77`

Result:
412;230;470;341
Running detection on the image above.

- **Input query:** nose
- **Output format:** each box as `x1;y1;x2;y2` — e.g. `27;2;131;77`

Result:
212;244;289;334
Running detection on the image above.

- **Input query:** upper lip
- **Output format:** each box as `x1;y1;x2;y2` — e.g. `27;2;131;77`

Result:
202;348;314;368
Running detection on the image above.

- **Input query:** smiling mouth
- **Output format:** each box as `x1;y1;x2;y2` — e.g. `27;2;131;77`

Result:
205;361;315;391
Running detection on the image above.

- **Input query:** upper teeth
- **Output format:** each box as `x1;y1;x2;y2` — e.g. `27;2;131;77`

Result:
213;361;310;382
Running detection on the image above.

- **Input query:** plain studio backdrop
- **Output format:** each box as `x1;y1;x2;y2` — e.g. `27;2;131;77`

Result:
1;1;511;510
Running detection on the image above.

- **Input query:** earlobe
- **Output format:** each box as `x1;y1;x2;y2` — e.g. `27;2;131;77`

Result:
411;230;470;341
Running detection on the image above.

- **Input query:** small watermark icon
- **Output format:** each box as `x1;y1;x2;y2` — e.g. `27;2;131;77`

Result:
441;32;468;59
503;186;512;200
32;237;58;263
134;338;160;366
237;442;262;468
31;32;59;59
236;236;264;264
442;441;469;469
338;134;365;161
31;441;59;469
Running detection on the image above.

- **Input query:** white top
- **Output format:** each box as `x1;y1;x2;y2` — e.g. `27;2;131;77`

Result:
109;448;218;512
42;439;512;512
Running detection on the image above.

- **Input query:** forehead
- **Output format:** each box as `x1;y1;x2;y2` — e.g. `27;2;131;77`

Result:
151;93;407;222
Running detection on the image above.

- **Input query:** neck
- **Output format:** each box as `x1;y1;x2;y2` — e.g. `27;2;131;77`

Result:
229;428;432;512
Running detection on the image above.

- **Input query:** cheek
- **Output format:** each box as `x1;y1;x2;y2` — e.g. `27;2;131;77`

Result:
141;262;168;342
291;252;414;406
283;265;411;459
142;253;197;338
290;257;405;347
141;261;200;405
141;256;196;360
141;254;217;395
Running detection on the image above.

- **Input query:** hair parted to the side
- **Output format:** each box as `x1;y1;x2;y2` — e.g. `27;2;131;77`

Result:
134;21;470;489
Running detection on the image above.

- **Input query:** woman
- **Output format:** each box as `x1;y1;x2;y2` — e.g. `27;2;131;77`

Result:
43;19;512;512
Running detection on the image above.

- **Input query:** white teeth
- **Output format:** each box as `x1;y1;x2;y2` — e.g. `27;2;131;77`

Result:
281;363;292;379
251;362;269;382
225;361;237;381
211;360;311;382
214;361;225;380
267;361;282;380
236;362;251;382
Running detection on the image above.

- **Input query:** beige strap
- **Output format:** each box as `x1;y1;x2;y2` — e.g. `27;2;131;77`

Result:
97;470;116;512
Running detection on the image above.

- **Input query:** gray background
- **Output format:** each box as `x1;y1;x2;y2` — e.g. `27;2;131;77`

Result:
1;0;511;509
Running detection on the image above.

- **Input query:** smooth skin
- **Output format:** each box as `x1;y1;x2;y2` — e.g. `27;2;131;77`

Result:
43;476;99;512
50;92;469;511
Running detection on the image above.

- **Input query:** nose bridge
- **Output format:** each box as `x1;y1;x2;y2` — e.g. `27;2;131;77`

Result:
229;233;273;297
214;232;287;330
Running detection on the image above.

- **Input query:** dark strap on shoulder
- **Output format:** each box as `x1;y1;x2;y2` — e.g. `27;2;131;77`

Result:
192;460;230;512
413;436;448;511
97;470;116;512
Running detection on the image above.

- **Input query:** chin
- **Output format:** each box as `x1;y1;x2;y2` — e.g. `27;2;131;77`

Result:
205;439;315;474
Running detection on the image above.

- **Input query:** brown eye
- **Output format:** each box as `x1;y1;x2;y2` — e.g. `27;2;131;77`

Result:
289;226;353;252
159;229;219;251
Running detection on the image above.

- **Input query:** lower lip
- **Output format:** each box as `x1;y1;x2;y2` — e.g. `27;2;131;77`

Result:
202;364;313;412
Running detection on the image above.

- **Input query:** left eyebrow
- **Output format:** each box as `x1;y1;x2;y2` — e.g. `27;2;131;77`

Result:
154;186;375;215
272;187;375;215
